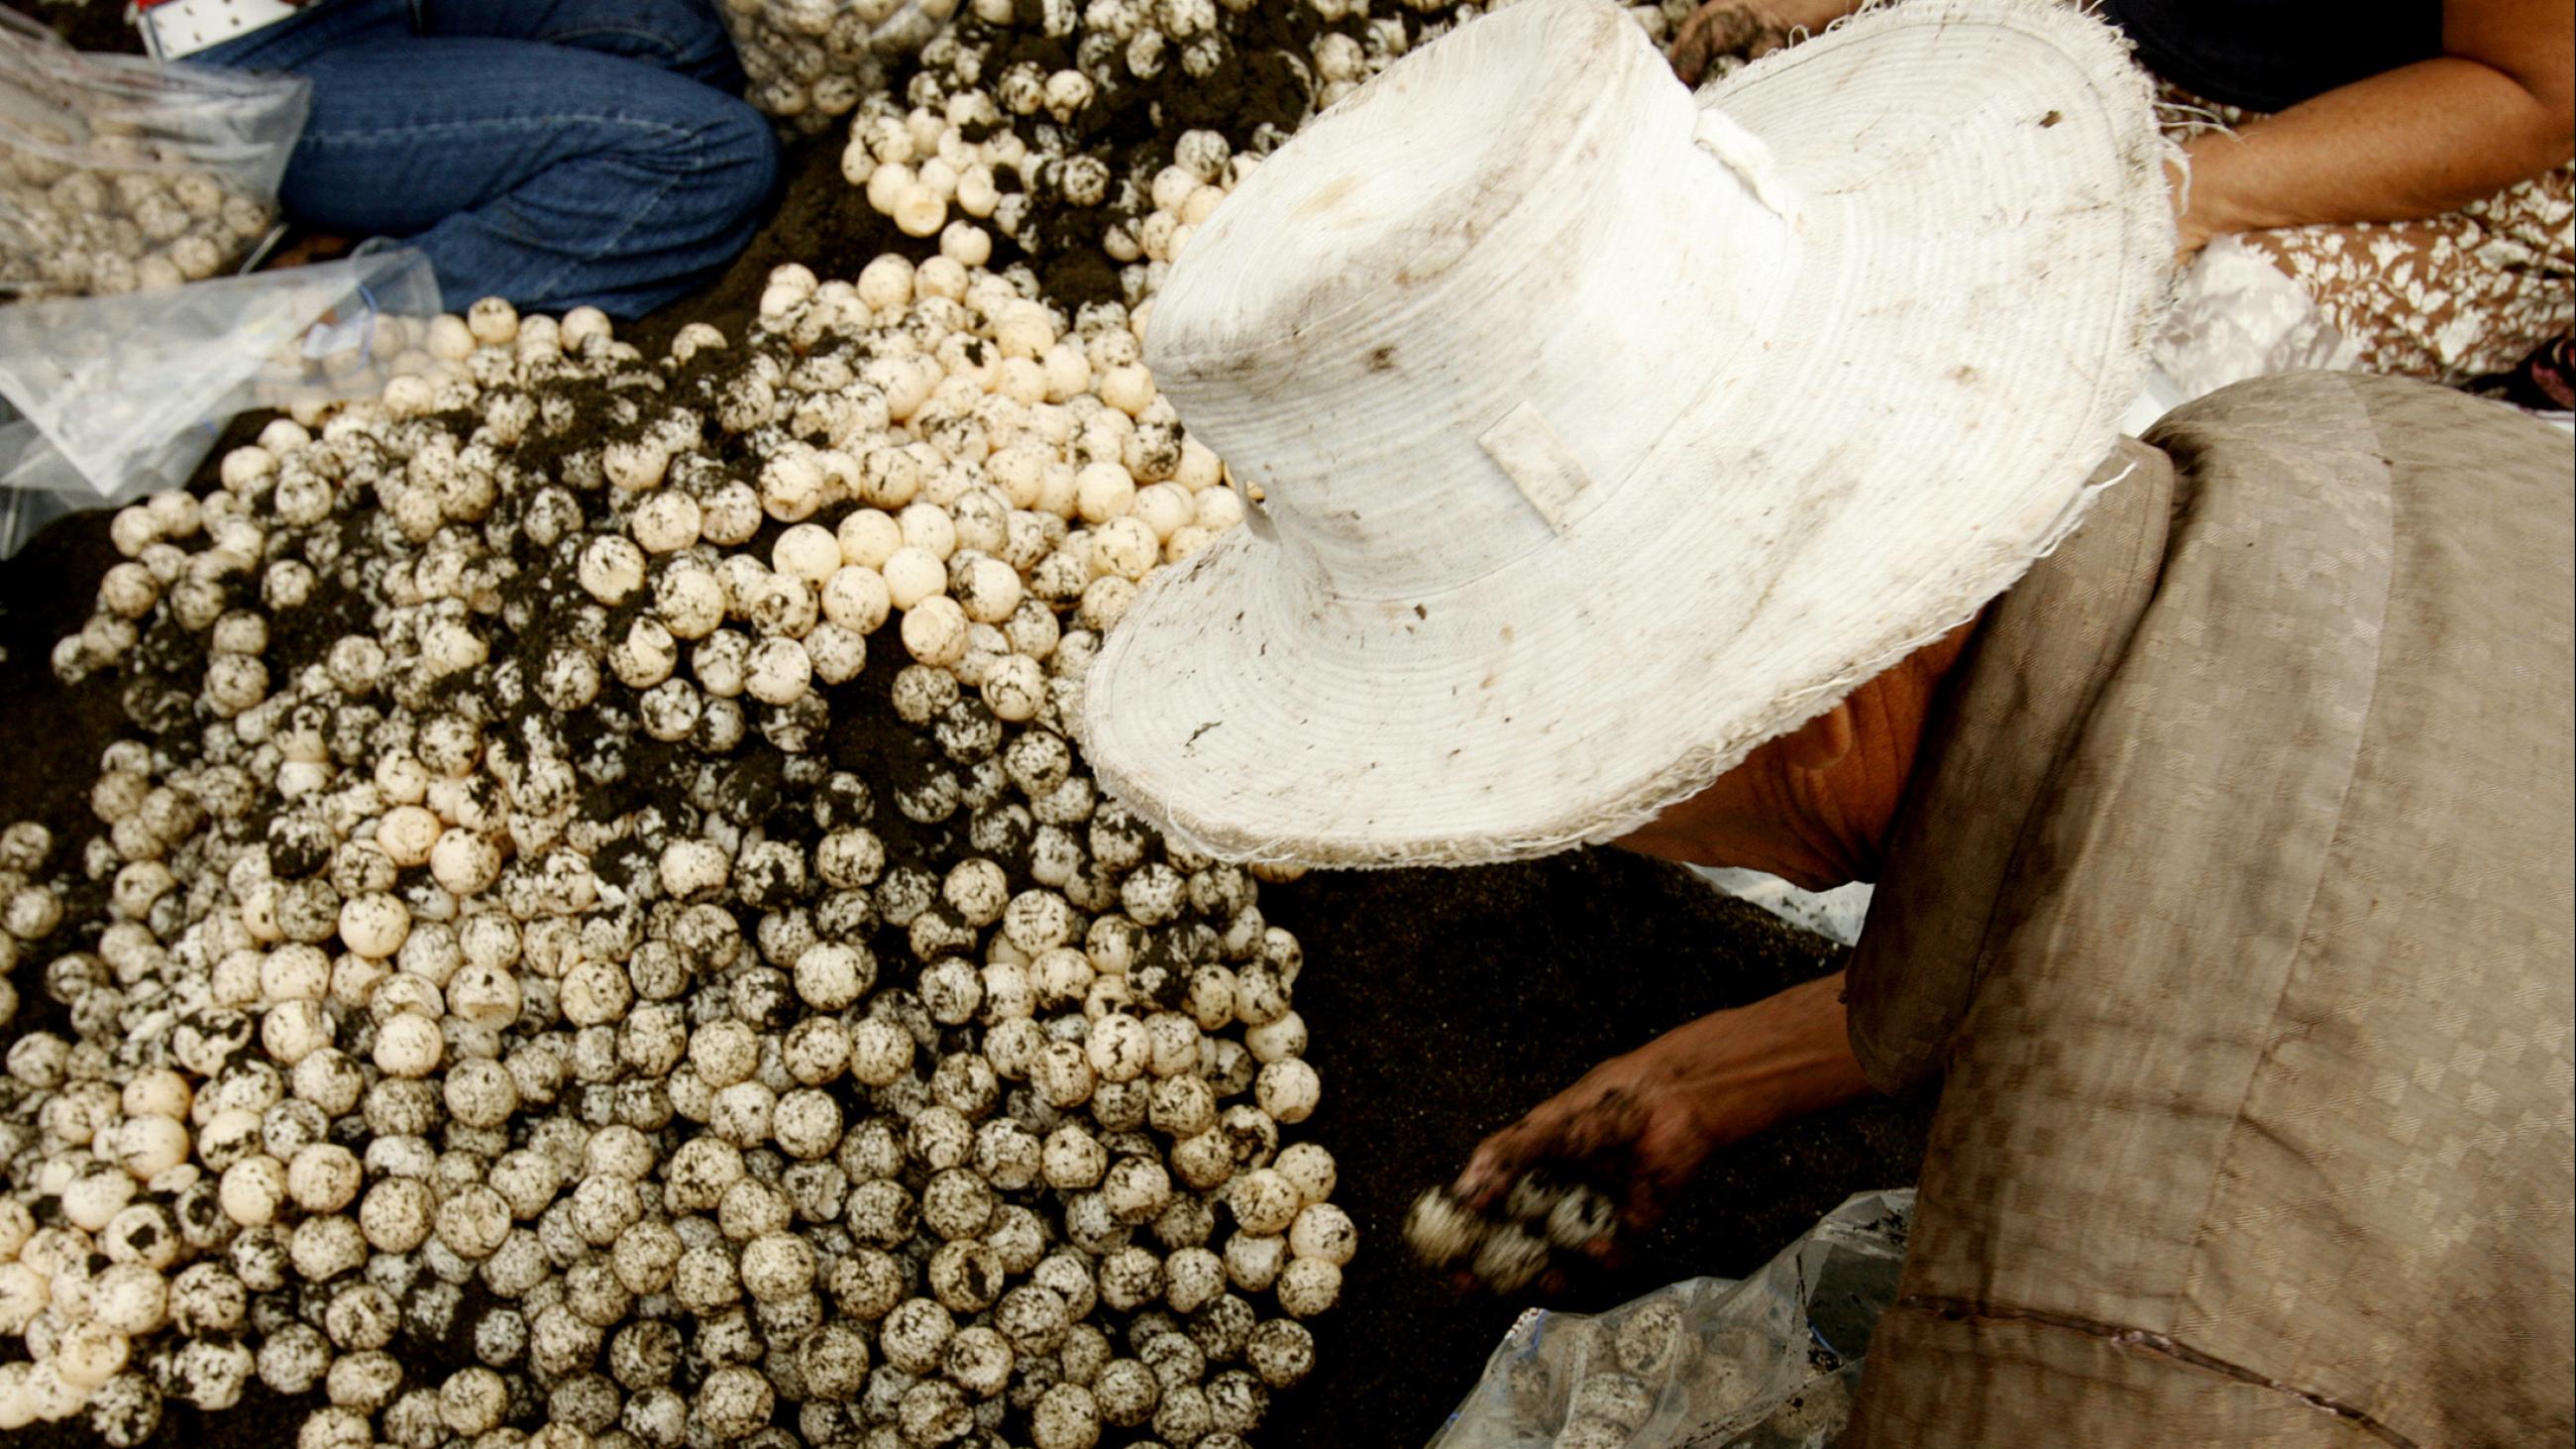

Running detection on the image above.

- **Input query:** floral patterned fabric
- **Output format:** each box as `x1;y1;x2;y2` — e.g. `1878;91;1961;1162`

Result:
2160;78;2576;385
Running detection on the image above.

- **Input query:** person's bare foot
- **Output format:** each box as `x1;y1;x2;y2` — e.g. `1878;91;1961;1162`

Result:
1452;969;1876;1253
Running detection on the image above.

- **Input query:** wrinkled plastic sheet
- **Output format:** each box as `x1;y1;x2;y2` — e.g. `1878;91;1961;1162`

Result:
0;247;439;556
1431;1189;1913;1449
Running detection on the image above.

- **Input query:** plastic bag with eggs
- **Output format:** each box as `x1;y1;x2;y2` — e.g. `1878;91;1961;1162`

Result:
1427;1188;1914;1449
0;247;439;556
0;8;308;299
715;0;961;132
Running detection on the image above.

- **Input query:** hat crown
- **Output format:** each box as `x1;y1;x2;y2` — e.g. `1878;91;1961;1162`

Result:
1145;0;1799;602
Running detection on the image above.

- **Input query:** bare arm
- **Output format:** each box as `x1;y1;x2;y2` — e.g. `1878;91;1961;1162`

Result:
1456;970;1876;1234
2177;0;2576;254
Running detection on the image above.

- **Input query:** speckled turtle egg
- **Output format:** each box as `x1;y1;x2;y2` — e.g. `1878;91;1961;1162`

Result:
926;1238;1004;1315
1033;947;1094;1008
1170;1129;1235;1192
1548;1187;1619;1253
1613;1298;1693;1380
1556;1415;1632;1449
938;1323;1012;1401
838;1120;904;1183
1274;1258;1342;1320
1101;1155;1172;1224
1284;1202;1358;1269
1570;1371;1656;1431
740;1231;817;1303
1133;1323;1202;1386
1204;1369;1269;1436
1002;889;1078;954
1474;1226;1550;1295
784;1018;852;1085
1161;1248;1224;1316
846;1179;918;1248
1241;1010;1306;1063
1146;1192;1215;1254
1031;1382;1102;1449
985;1203;1048;1277
1233;964;1291;1028
1183;1293;1255;1366
1148;1076;1218;1141
830;1247;907;1321
918;956;984;1024
848;1018;914;1086
1505;1174;1567;1226
1227;1170;1298;1236
1086;1014;1151;1083
931;1052;1000;1119
995;1282;1070;1356
1152;1383;1215;1445
920;1169;995;1240
797;1322;872;1402
1145;1013;1202;1079
1032;1040;1096;1109
971;1119;1042;1191
1221;1232;1285;1293
1041;1125;1107;1190
1245;1317;1317;1390
1024;1254;1095;1325
1274;1144;1337;1207
1094;1357;1160;1427
1117;862;1185;926
1253;1059;1320;1124
896;1371;973;1433
1404;1188;1484;1269
881;1297;955;1375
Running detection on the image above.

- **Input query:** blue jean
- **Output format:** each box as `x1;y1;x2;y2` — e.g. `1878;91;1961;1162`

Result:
197;0;780;317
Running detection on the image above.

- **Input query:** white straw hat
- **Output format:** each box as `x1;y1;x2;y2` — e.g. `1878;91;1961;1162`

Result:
1079;0;2173;867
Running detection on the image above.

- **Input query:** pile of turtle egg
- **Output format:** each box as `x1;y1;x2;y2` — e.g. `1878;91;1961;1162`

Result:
0;259;1348;1448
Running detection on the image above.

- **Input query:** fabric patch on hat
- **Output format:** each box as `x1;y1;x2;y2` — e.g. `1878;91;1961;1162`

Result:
1477;400;1593;533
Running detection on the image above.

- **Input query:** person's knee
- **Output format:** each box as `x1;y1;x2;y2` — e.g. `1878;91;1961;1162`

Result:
682;96;779;233
605;91;776;256
617;0;743;83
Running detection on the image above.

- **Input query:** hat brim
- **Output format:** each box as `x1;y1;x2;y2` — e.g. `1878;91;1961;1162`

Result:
1080;0;2173;868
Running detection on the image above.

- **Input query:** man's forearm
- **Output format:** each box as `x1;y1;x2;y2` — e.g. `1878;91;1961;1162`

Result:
2178;56;2575;251
1670;968;1878;1139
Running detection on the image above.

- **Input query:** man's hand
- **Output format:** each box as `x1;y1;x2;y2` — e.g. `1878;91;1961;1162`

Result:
1453;970;1878;1252
1454;1041;1727;1253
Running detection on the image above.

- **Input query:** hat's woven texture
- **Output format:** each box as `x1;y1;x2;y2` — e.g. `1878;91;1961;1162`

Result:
1082;0;2176;868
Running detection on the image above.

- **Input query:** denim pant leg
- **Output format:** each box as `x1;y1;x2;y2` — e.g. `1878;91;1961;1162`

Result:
195;27;776;317
420;0;748;92
185;0;416;71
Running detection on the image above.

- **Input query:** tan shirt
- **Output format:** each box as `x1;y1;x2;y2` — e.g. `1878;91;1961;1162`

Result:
1842;373;2574;1447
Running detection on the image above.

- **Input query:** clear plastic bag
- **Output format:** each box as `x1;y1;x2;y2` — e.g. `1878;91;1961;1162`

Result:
1430;1188;1914;1449
1691;867;1874;947
0;247;440;556
0;7;308;298
2149;235;2363;402
719;0;963;133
